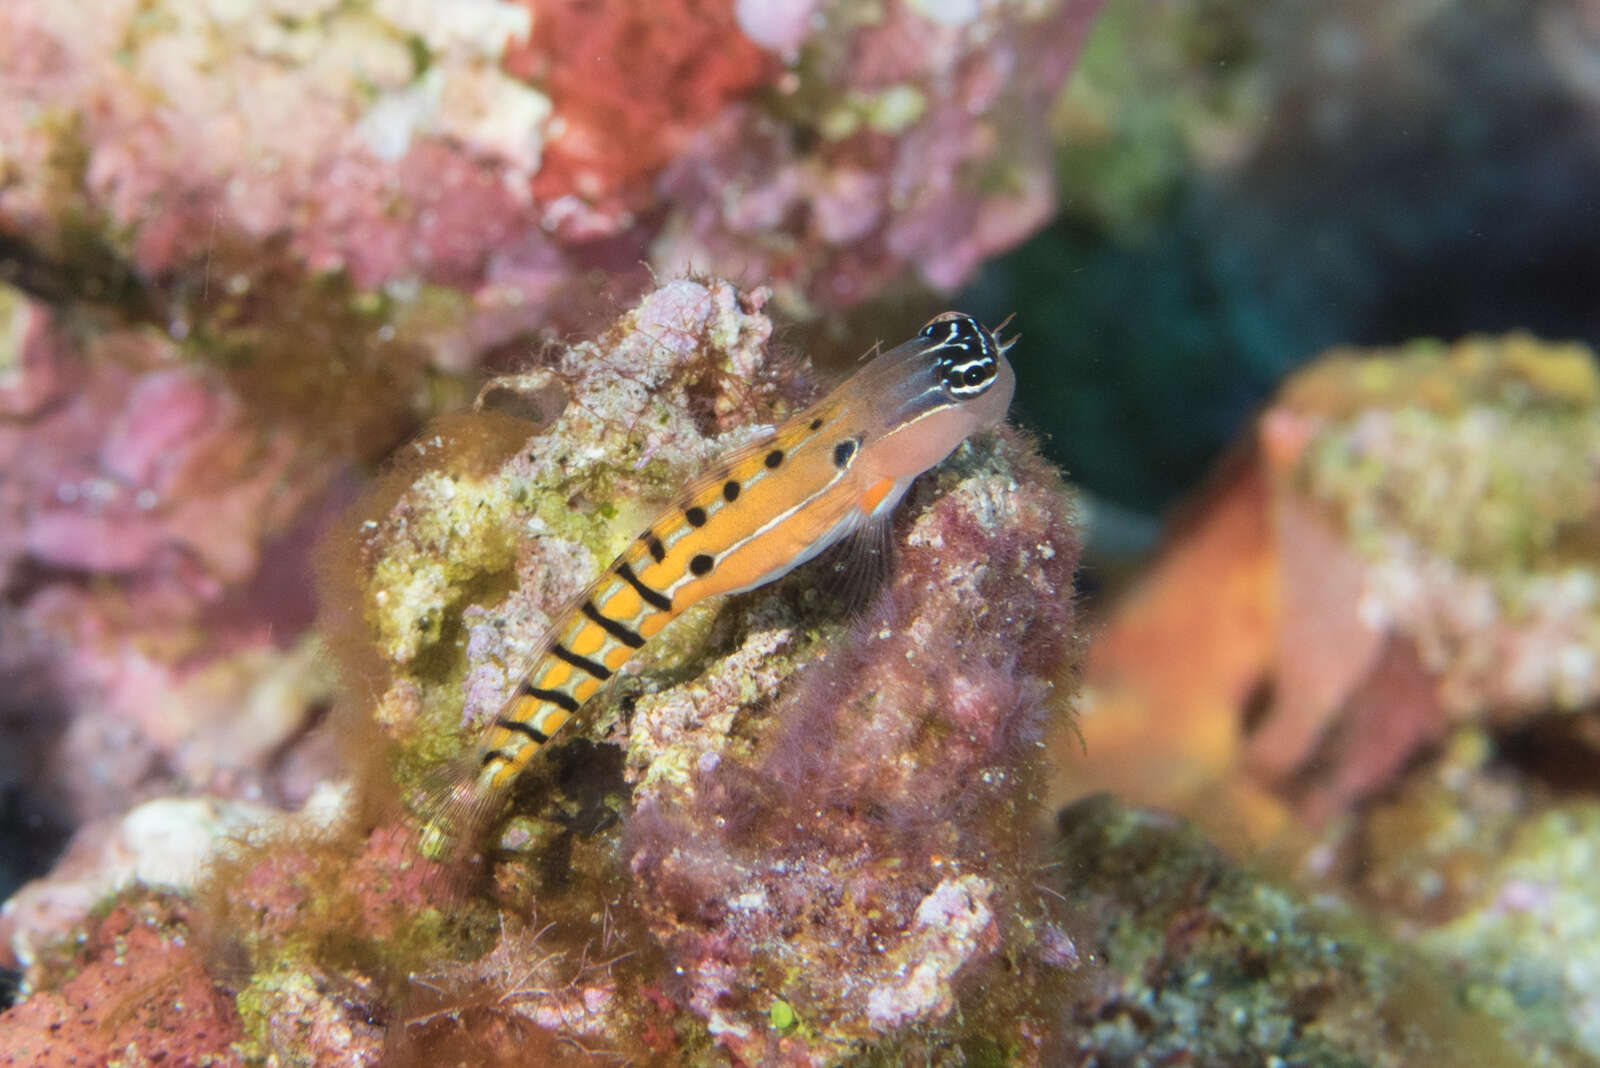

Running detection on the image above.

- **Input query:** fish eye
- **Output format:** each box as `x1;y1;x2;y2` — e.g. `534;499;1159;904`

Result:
941;360;995;396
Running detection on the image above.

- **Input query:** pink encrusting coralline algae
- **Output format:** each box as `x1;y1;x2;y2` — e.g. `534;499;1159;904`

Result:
1;0;1101;345
0;282;342;829
0;0;1101;921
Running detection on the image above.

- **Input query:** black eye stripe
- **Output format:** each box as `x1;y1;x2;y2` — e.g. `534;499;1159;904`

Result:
941;353;995;387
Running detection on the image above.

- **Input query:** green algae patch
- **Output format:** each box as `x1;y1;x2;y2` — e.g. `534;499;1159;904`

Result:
769;997;798;1033
1420;803;1600;1066
1051;795;1527;1067
233;966;333;1067
366;467;523;669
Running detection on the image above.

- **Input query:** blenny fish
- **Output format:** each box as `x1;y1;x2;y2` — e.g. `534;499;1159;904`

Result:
422;312;1017;857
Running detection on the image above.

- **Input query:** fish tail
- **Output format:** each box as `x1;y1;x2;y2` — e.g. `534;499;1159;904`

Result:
414;684;576;862
415;761;510;864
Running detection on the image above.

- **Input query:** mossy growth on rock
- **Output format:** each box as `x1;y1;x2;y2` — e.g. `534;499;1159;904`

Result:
295;278;1088;1063
1050;794;1530;1068
1285;333;1600;578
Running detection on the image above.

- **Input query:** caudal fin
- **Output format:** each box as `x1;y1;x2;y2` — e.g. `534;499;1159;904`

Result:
414;759;508;866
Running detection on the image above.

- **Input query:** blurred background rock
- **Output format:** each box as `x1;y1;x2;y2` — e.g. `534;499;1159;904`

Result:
2;0;1599;1063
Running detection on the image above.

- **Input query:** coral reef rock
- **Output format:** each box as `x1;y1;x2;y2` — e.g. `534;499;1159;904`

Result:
347;277;1085;1063
1;279;1085;1066
1058;332;1600;839
1050;795;1527;1067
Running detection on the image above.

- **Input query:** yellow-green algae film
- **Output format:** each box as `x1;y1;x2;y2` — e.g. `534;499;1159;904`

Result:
1287;333;1599;576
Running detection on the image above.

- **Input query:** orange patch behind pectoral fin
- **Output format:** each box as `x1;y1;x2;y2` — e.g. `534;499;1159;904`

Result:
859;478;900;516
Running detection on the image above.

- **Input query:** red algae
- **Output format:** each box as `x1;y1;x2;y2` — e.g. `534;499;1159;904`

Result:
0;897;245;1068
507;0;777;211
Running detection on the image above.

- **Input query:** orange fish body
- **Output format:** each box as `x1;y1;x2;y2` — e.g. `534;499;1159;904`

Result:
424;312;1016;855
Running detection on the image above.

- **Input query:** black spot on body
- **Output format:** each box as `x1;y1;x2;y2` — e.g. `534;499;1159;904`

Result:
809;417;824;431
685;505;707;527
833;438;858;469
723;480;740;502
643;532;666;563
689;553;714;576
765;449;784;468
